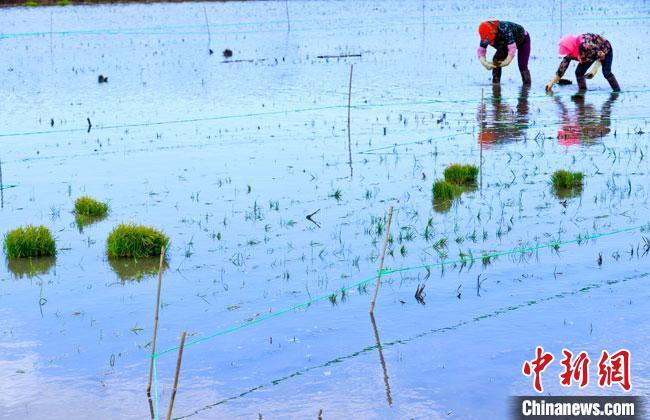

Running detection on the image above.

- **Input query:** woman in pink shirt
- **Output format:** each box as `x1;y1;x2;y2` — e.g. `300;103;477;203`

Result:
546;33;620;92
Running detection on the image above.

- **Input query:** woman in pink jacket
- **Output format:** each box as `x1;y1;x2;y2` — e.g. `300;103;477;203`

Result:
546;33;620;92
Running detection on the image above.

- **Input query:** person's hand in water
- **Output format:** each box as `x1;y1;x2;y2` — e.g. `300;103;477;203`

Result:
546;75;561;92
585;61;601;79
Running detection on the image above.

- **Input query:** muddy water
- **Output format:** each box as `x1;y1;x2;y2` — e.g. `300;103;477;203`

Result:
1;1;650;419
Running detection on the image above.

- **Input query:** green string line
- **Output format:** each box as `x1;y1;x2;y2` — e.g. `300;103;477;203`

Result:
1;14;648;39
359;131;469;154
2;89;649;141
353;88;647;111
358;113;648;155
152;221;649;359
0;184;18;190
0;105;344;139
382;224;648;276
174;271;649;419
153;273;379;358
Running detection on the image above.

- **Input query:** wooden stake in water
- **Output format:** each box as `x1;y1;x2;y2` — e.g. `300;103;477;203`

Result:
478;88;485;194
147;246;166;418
166;331;187;420
49;11;53;60
369;206;393;314
0;159;4;209
284;0;291;32
560;0;564;36
203;6;212;54
347;64;354;177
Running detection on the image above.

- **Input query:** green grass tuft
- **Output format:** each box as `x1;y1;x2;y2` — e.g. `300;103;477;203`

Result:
4;225;56;258
55;0;70;5
433;180;462;201
74;196;109;217
107;224;169;258
551;170;584;189
551;170;584;198
444;164;479;185
24;1;39;6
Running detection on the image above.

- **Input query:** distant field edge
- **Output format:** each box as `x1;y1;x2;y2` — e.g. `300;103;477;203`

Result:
0;0;264;8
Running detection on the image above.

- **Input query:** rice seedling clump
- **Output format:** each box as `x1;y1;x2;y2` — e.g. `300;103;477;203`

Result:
107;224;169;258
433;180;462;201
74;196;109;217
3;225;56;258
551;170;584;189
551;170;584;198
444;164;479;185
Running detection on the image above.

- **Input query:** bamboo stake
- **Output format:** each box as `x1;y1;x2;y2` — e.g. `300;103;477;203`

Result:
479;88;485;194
347;64;354;177
203;6;212;54
147;246;166;418
49;11;53;60
0;159;4;209
284;0;291;32
166;331;187;420
560;0;564;36
369;206;393;314
421;0;425;36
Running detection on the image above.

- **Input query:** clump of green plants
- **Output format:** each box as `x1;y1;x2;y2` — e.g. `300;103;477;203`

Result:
55;0;70;5
551;170;584;198
107;224;169;258
433;180;462;201
24;1;40;6
432;180;463;213
75;196;109;217
3;225;56;258
443;164;479;185
551;170;583;189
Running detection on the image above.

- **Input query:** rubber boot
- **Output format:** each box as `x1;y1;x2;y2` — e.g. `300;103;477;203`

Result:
520;69;531;86
576;76;587;92
606;74;621;92
492;67;501;84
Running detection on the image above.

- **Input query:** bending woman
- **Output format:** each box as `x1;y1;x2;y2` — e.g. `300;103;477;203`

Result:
546;33;620;92
477;20;531;86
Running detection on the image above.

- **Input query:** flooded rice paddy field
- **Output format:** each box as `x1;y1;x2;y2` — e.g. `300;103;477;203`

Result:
2;0;650;418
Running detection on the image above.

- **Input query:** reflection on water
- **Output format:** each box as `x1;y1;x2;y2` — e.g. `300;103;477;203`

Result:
433;184;478;214
75;214;108;233
553;184;583;200
6;256;56;279
108;257;167;281
478;85;530;147
433;198;454;213
554;93;619;146
369;313;392;406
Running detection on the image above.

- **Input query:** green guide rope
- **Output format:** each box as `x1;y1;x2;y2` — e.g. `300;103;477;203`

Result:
150;221;649;419
1;14;648;40
1;89;649;141
152;221;649;359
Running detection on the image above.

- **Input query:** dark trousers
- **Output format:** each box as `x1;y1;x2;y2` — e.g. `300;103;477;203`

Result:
493;33;531;71
575;48;613;78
